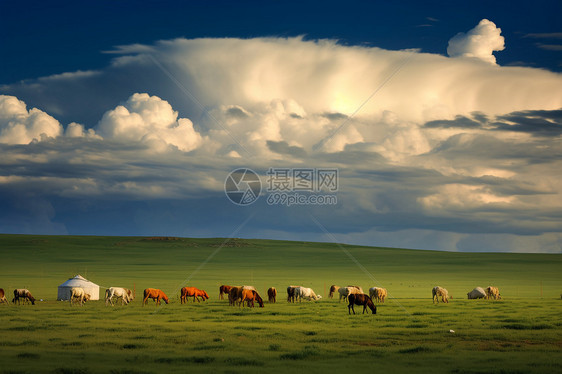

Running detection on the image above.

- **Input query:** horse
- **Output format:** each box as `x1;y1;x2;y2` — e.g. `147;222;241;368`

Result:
69;287;90;306
329;285;340;298
219;285;233;300
180;287;209;303
348;293;377;315
105;287;132;306
240;289;264;308
267;287;277;303
143;288;169;306
12;289;35;305
0;288;8;304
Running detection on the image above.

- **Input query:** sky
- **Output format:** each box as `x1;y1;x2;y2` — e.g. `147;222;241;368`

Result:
1;1;561;253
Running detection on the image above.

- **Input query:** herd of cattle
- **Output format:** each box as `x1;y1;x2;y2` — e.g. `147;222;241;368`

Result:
0;284;502;314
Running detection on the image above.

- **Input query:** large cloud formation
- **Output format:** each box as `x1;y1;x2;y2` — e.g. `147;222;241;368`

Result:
1;20;561;252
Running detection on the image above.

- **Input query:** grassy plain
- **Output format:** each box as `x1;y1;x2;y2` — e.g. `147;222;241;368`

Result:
0;234;560;373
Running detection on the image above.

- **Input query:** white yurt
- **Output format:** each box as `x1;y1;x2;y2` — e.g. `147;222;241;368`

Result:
57;275;100;300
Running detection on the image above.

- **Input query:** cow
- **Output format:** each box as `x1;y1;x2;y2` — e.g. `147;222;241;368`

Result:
267;287;277;303
105;287;132;306
219;285;233;300
432;286;449;303
143;288;169;306
295;287;321;302
369;287;387;303
485;286;501;300
348;293;377;315
467;287;487;299
329;285;340;298
180;287;209;303
12;289;35;305
287;285;299;303
228;286;244;306
0;288;8;304
69;287;90;306
338;286;362;302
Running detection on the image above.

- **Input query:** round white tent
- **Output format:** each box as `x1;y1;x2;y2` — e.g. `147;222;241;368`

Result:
57;275;100;301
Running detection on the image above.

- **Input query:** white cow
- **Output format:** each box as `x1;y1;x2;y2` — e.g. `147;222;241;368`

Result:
295;287;322;302
467;287;487;299
105;287;133;306
69;287;90;306
338;286;362;302
369;287;388;303
432;286;449;303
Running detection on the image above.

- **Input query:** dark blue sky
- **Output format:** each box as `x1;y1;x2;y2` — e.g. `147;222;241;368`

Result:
1;0;561;85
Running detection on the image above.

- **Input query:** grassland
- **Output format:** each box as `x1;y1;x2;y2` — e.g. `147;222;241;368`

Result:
0;234;560;374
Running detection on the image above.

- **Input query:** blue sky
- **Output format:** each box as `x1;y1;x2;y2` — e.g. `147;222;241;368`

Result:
1;1;561;252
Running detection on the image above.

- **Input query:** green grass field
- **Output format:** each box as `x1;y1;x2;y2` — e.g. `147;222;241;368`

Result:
0;234;560;374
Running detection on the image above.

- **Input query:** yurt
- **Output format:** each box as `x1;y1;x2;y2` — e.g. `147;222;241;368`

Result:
57;275;100;300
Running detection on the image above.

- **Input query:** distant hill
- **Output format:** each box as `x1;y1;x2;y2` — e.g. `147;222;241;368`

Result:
0;234;559;300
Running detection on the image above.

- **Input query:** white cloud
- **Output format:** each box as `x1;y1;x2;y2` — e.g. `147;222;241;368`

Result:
65;122;100;138
0;95;63;144
96;93;202;152
1;36;561;252
447;19;505;65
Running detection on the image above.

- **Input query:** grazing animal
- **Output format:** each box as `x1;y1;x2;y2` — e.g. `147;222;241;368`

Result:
180;287;209;303
240;289;265;308
369;287;388;303
69;287;90;306
287;285;299;303
485;286;501;300
348;293;377;315
219;285;233;300
329;285;340;298
12;289;35;305
467;287;487;299
432;286;449;303
267;287;277;303
143;288;169;306
105;287;132;306
0;288;8;304
228;286;244;306
338;286;362;302
295;287;321;302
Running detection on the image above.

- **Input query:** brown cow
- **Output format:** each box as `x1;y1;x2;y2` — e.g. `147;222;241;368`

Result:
267;287;277;303
329;285;340;298
143;288;169;306
228;286;244;306
219;285;233;300
13;289;35;305
180;287;209;303
286;285;299;303
0;288;8;304
348;293;377;314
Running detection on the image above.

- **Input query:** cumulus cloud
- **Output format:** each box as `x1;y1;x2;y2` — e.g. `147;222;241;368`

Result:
1;36;561;252
96;93;203;152
0;95;63;144
447;19;505;64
